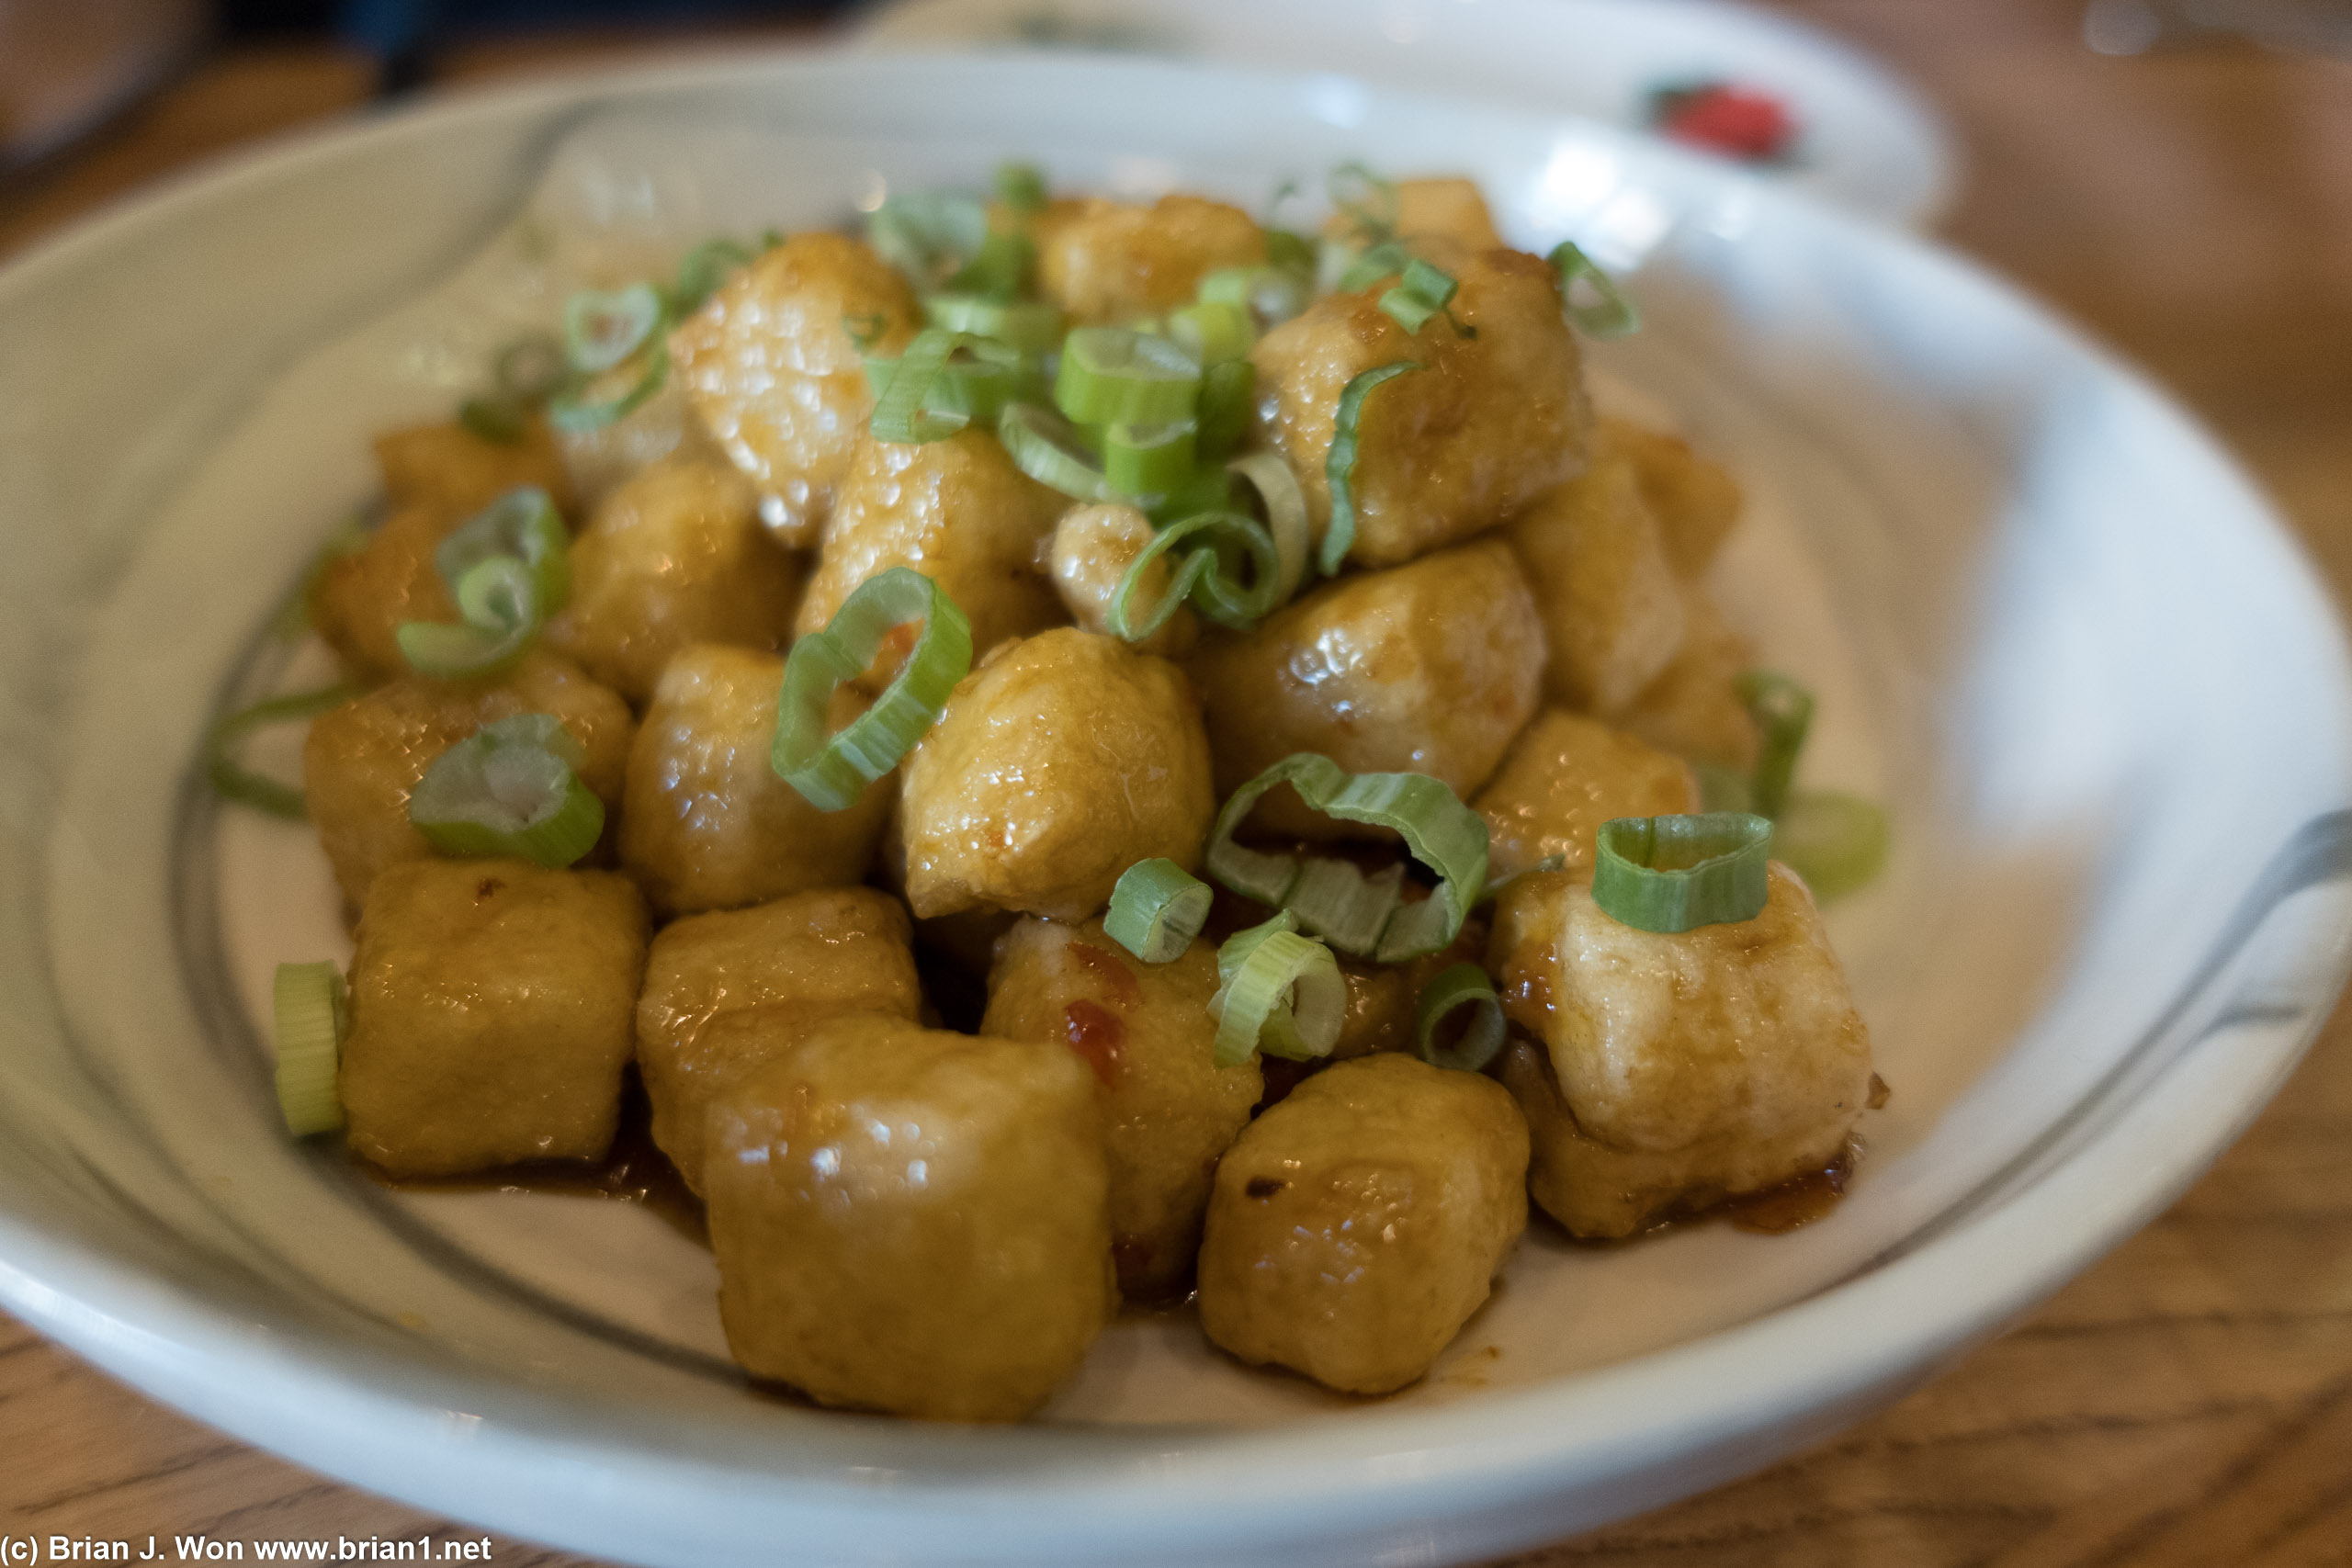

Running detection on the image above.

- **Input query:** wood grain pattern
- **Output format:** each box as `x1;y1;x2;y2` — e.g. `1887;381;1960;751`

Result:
5;1;2350;1561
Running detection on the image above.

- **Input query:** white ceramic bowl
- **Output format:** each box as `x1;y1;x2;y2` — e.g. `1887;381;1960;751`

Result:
852;0;1958;226
0;52;2346;1568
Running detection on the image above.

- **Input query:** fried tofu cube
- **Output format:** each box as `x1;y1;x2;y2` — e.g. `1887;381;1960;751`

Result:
311;502;458;683
545;452;803;704
1197;1054;1528;1394
795;429;1068;670
1323;175;1504;252
1614;586;1764;773
340;858;649;1177
373;419;572;518
900;628;1216;920
1474;709;1699;879
670;232;923;545
1036;194;1267;324
1602;415;1743;579
982;917;1261;1297
1187;538;1544;838
302;650;635;909
617;644;893;917
1047;502;1197;657
1251;243;1589;568
1489;864;1873;1238
707;1013;1114;1421
635;888;922;1193
1509;443;1689;713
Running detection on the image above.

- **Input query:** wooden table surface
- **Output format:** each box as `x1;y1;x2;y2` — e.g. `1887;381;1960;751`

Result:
5;2;2351;1562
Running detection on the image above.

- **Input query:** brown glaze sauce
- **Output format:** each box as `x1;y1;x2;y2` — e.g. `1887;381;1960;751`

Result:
364;1072;709;1246
1714;1142;1857;1235
1066;941;1141;1008
1063;998;1125;1087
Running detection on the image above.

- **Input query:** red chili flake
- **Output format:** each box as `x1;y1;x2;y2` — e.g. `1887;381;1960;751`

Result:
1064;999;1125;1088
1651;80;1798;164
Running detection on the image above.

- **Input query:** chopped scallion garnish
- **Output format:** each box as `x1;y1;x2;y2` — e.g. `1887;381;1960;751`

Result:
547;337;669;432
869;328;981;445
1194;358;1256;461
1377;258;1463;335
272;960;347;1136
1199;264;1309;328
207;683;356;819
1547;240;1641;338
1165;300;1254;366
1771;792;1890;902
1103;420;1198;500
995;161;1048;213
1103;858;1213;964
1694;761;1755;815
1055;327;1203;426
1107;510;1280;640
869;191;991;289
396;487;569;679
408;712;605;868
998;401;1112;502
868;337;1037;429
923;293;1066;354
1328;160;1399;244
1736;671;1815;819
1415;963;1508;1074
1591;813;1772;933
1210;911;1344;1066
1320;360;1422;573
458;396;528;446
1205;754;1489;962
770;566;974;810
943;230;1035;302
1225;450;1310;605
494;333;568;404
1336;238;1414;294
563;284;665;375
673;237;755;316
1263;228;1316;275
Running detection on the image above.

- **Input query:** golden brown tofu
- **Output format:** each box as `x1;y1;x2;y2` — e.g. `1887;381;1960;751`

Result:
1197;1054;1528;1394
1047;502;1197;658
302;650;635;909
311;502;458;683
669;232;923;545
1036;194;1266;325
1615;586;1763;773
1250;243;1589;569
635;888;922;1193
1323;175;1504;252
1509;444;1689;714
1474;709;1699;880
795;429;1069;671
1489;864;1872;1238
544;452;802;704
900;628;1216;920
1602;415;1743;579
707;1013;1114;1421
340;858;649;1178
982;917;1261;1297
1188;539;1544;839
617;644;893;917
373;419;573;519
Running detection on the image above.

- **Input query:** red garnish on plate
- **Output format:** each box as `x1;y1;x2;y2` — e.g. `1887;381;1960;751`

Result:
1649;81;1799;164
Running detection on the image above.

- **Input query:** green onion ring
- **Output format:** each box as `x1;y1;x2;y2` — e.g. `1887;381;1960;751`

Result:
1694;761;1755;815
1770;791;1890;903
1194;358;1257;462
408;712;605;868
944;230;1035;301
1104;420;1198;500
1377;257;1460;334
1591;813;1773;933
1199;264;1308;327
995;161;1047;212
458;396;528;446
867;338;1037;427
272;960;347;1136
771;566;974;810
869;192;989;288
563;283;665;375
1166;300;1254;366
1736;671;1815;819
673;238;754;315
998;402;1112;502
1263;228;1315;274
435;487;570;615
547;336;670;433
1205;753;1489;962
494;333;568;403
923;293;1067;354
1328;160;1400;243
1055;327;1203;426
1320;360;1423;574
1103;858;1214;964
1548;240;1641;338
1225;450;1309;604
1107;510;1280;640
1336;238;1415;293
1211;911;1345;1066
1415;962;1509;1074
207;683;356;819
870;328;978;445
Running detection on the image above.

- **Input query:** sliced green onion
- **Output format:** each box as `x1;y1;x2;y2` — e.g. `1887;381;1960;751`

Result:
923;293;1066;354
1591;813;1772;933
771;566;974;810
1103;858;1213;964
998;401;1111;501
673;238;754;315
842;311;889;353
1476;852;1567;906
1548;241;1641;338
436;487;569;613
995;161;1048;212
1108;510;1279;639
1263;228;1315;274
1205;754;1489;962
398;488;569;679
1166;300;1254;366
1329;160;1399;243
1194;358;1257;462
1287;857;1405;956
870;329;978;445
272;960;347;1136
1199;264;1309;327
944;230;1035;302
1320;360;1422;574
1416;963;1508;1073
1055;327;1203;426
1210;911;1344;1066
869;191;989;288
1336;238;1414;294
1736;671;1815;819
1104;421;1197;499
1377;257;1460;334
563;284;665;375
1695;761;1755;815
869;338;1038;427
1145;464;1237;526
458;396;527;445
207;683;355;819
1771;791;1890;902
494;333;568;403
547;337;669;433
1226;450;1309;604
408;712;604;868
